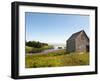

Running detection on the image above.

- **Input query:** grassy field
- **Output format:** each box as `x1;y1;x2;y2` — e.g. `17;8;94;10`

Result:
26;45;54;53
25;50;89;68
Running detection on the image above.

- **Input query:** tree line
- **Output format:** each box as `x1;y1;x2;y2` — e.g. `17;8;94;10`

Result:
26;41;48;48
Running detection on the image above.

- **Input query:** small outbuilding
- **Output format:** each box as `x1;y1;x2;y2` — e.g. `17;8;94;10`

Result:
66;30;89;53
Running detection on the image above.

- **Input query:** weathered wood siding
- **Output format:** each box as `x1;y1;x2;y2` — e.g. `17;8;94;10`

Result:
67;39;75;52
75;32;89;52
67;30;89;53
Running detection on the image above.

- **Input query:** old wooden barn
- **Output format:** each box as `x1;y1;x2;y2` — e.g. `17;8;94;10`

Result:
66;30;89;53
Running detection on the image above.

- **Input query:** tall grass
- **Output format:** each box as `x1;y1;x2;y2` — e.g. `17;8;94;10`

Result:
25;50;89;68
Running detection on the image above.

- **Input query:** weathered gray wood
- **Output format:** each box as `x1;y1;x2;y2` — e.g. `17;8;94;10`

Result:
67;30;89;53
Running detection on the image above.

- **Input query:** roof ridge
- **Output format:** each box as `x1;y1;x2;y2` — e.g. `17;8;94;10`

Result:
72;30;84;35
68;30;85;40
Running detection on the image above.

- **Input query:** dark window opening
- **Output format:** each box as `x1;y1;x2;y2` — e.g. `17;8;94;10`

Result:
86;45;89;52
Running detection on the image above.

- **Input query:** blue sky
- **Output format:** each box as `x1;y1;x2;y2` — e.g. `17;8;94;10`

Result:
25;12;89;44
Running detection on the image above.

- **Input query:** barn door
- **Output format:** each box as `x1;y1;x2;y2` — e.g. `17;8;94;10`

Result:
86;45;89;52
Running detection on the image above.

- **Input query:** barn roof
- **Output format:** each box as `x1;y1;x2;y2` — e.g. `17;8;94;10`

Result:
67;30;89;41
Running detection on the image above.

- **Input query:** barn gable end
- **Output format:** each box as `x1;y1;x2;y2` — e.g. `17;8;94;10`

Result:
66;30;89;53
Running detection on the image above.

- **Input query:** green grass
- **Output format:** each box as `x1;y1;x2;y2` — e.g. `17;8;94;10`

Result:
25;45;54;53
25;50;89;68
25;46;33;53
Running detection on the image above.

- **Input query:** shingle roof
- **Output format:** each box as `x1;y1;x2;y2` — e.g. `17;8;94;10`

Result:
67;30;85;40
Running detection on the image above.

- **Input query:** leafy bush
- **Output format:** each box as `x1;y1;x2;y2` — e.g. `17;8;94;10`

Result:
26;41;48;48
